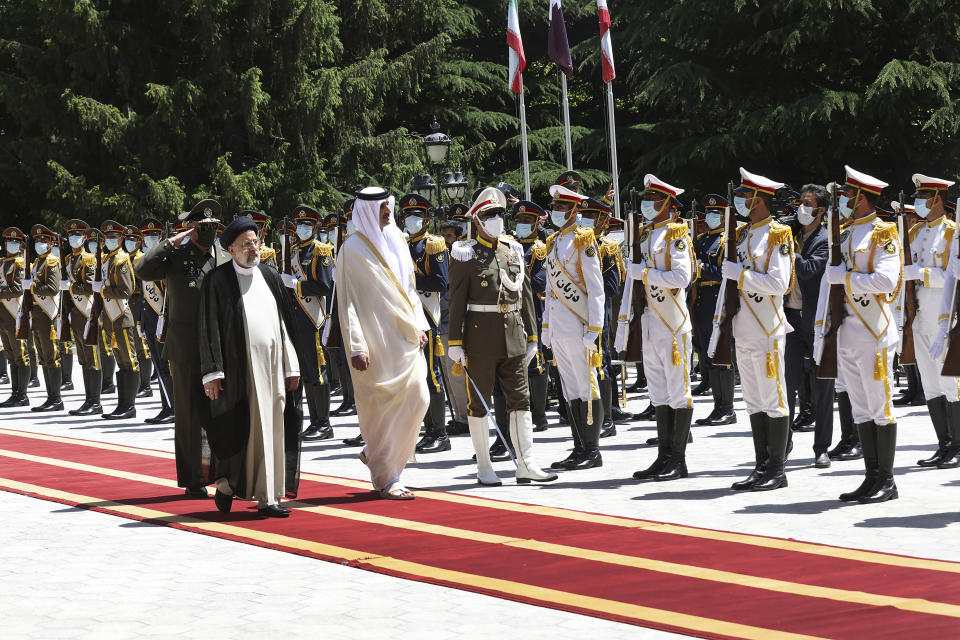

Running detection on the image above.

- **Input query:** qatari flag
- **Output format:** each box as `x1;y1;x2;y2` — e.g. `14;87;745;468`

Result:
548;0;573;77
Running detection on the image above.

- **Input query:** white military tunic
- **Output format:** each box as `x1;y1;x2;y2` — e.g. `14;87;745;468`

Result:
542;225;605;402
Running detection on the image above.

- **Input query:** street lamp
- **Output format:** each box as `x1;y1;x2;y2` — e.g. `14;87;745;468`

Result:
411;118;469;228
409;174;436;200
423;116;451;168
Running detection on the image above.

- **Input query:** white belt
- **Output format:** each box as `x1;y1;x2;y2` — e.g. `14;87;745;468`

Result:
467;303;518;313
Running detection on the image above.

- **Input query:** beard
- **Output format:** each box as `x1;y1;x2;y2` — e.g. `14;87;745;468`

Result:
235;253;261;269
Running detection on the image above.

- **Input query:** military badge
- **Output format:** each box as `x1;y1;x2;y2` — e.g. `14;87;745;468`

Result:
638;229;650;243
675;239;686;250
884;242;897;254
480;280;488;288
436;253;444;262
737;228;748;245
322;257;331;266
839;229;850;243
585;246;596;257
780;244;790;256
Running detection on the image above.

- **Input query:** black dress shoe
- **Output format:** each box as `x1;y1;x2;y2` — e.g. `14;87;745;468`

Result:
0;395;29;408
691;380;711;396
695;409;719;425
60;381;74;391
633;404;656;421
102;407;136;420
145;408;175;424
646;436;660;445
342;433;365;447
101;383;116;394
827;441;851;460
814;452;831;468
611;406;631;423
917;446;949;467
28;377;40;388
705;410;737;426
533;421;548;432
258;504;290;518
839;475;876;501
599;423;617;438
654;459;688;481
31;400;64;413
184;487;209;499
791;410;814;429
551;450;584;470
70;402;103;416
633;456;669;480
415;434;452;453
836;443;863;461
732;466;764;491
331;404;357;416
447;420;469;435
565;450;602;471
488;439;512;462
302;424;334;441
136;386;154;398
214;489;233;513
751;470;788;491
0;374;8;384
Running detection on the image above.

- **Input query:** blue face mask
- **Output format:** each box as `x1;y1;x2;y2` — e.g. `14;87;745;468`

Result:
104;237;119;252
914;197;931;218
705;212;723;230
34;241;50;255
404;216;424;235
733;196;751;218
838;195;854;219
296;224;314;241
318;232;329;244
68;235;85;249
579;217;595;229
550;209;570;227
124;239;138;254
5;241;20;255
640;200;659;221
345;220;356;236
87;241;98;254
515;223;533;238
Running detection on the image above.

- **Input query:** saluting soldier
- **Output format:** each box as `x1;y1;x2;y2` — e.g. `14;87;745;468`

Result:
138;218;175;424
616;175;695;481
514;200;549;431
125;225;154;399
817;166;901;503
135;200;231;498
543;184;606;471
27;224;64;412
280;206;335;441
902;175;960;469
96;220;140;419
0;228;30;407
693;195;737;427
61;220;102;416
447;187;556;485
714;168;794;492
399;193;451;454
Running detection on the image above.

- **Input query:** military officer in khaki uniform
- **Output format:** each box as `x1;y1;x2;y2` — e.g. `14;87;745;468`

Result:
125;225;154;398
61;219;102;416
27;224;64;412
0;227;30;407
447;187;556;486
96;220;140;420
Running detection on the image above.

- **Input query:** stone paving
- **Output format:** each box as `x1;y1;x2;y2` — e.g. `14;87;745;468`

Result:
2;368;959;638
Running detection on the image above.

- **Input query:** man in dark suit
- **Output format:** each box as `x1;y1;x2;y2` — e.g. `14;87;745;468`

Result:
783;184;832;467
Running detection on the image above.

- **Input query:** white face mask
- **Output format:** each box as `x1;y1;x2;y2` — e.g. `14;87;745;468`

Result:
87;241;98;254
68;235;85;249
914;197;931;218
143;235;159;249
733;196;752;217
705;212;723;230
104;237;119;252
52;246;60;258
796;204;817;226
296;224;314;241
6;241;20;255
550;209;570;227
318;232;328;244
515;223;533;238
838;195;854;219
606;231;625;245
345;220;356;236
124;239;138;253
404;216;424;235
34;241;49;255
579;217;595;229
480;215;504;238
640;200;659;221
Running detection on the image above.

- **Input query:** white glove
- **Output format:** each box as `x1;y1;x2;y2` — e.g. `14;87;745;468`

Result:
524;342;538;366
930;328;949;361
902;264;923;281
92;280;104;293
629;262;647;281
448;345;465;365
59;279;71;291
136;324;145;338
614;321;628;353
540;327;551;349
813;332;823;365
583;330;599;349
499;268;523;292
825;265;847;285
720;260;742;281
950;260;960;281
281;273;299;290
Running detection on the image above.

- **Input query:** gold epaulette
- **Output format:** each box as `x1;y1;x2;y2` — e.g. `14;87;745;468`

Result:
14;256;24;268
132;250;145;266
424;235;447;255
545;231;559;252
735;222;749;244
664;222;688;243
598;237;619;258
260;246;277;260
45;254;60;267
908;221;924;243
944;220;957;249
81;252;95;268
114;252;131;266
530;239;547;261
573;227;596;250
871;219;898;245
767;222;793;246
313;242;333;257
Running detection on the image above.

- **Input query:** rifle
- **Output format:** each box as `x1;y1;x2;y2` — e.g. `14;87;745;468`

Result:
156;223;173;344
83;231;103;345
898;190;917;365
624;188;645;362
685;199;698;315
15;239;32;340
323;208;347;349
58;232;72;341
711;182;738;366
816;184;843;378
281;215;292;275
942;197;960;376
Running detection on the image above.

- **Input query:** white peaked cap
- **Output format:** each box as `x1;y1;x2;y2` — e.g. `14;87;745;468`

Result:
844;165;889;195
643;174;684;198
738;167;785;195
549;184;586;204
468;186;507;217
912;173;955;191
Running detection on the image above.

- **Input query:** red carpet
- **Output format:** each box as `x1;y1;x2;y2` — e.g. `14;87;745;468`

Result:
1;428;958;639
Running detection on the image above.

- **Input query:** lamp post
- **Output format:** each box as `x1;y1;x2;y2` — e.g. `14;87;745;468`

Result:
410;117;469;227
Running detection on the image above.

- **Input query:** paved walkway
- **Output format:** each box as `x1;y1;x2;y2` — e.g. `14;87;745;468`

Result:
1;369;958;638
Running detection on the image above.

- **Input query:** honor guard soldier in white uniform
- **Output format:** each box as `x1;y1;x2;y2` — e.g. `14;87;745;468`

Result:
616;175;695;481
0;228;30;407
447;187;555;485
902;175;960;469
713;168;795;492
543;184;606;471
28;224;64;412
62;220;102;416
816;166;902;503
97;220;140;419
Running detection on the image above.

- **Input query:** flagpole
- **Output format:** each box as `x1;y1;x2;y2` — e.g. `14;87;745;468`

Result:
606;82;620;218
560;74;573;170
519;90;532;200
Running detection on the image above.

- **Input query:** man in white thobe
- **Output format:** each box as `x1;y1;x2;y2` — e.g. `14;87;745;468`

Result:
335;186;430;500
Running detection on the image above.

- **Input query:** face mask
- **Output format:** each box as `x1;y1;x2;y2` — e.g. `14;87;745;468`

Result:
143;235;159;249
640;200;659;221
104;237;119;252
124;239;138;253
550;209;570;227
195;225;217;246
404;216;424;235
579;217;595;229
606;231;625;245
87;241;98;254
914;197;931;218
480;215;504;238
515;223;533;238
34;241;49;255
345;220;356;236
733;196;752;218
796;205;816;226
295;224;314;241
705;212;723;230
318;232;328;244
52;246;60;259
68;235;85;249
837;195;854;220
6;241;20;255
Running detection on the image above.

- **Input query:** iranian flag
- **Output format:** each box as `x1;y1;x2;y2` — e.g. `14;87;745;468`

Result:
507;0;526;94
597;0;616;83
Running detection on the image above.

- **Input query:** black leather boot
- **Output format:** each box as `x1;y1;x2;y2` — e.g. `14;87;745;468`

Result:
752;416;789;491
859;423;898;503
696;369;721;425
705;368;737;425
552;399;585;469
0;364;29;407
840;423;879;501
733;413;767;490
137;356;154;398
568;399;602;470
529;371;549;431
599;378;617;438
32;366;64;412
917;396;950;466
634;406;672;479
626;364;646;392
60;351;74;390
655;407;694;481
101;350;116;394
70;369;98;415
102;370;137;420
834;391;862;460
892;365;918;405
936;401;960;468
